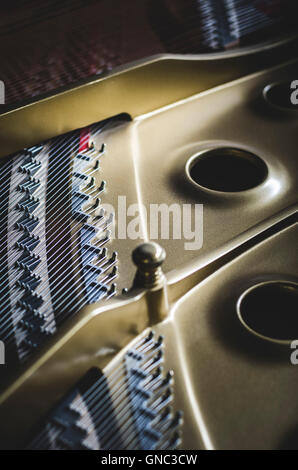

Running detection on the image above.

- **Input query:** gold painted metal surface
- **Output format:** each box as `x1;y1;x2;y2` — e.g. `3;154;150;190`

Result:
56;57;298;291
133;59;298;283
10;220;295;450
0;37;297;158
154;222;298;450
0;292;148;449
0;42;297;450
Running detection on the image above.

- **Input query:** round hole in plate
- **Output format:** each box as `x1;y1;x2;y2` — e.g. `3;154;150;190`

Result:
237;281;298;343
263;81;298;111
187;148;268;192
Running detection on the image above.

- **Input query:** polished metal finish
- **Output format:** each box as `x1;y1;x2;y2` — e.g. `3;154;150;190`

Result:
185;147;268;193
0;42;297;450
236;280;298;345
1;37;298;159
263;80;298;112
154;222;298;449
133;242;166;289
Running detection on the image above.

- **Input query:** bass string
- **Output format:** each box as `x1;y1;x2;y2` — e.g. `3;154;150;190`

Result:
0;121;116;334
33;337;171;450
30;334;157;448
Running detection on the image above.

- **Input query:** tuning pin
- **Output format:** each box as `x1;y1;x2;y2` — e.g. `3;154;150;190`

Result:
24;144;43;157
97;230;111;246
98;180;106;193
146;331;154;342
171;410;183;427
93;160;100;170
103;265;118;282
107;283;116;298
93;207;105;222
111;266;118;276
98;247;107;260
154;349;163;363
99;143;106;154
152;366;162;379
87;197;101;213
86;159;100;175
85;176;95;189
163;370;174;386
160;406;172;421
167;430;182;449
97;212;114;231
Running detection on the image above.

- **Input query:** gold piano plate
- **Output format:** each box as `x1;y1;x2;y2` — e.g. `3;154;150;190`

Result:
154;222;298;450
0;40;297;449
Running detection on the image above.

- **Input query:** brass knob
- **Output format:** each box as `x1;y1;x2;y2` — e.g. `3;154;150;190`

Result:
132;242;166;289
